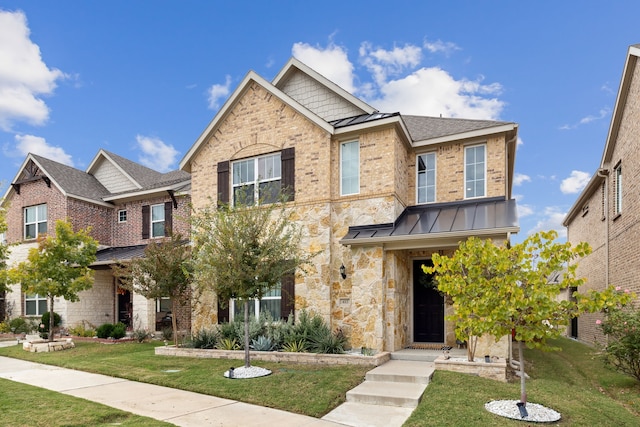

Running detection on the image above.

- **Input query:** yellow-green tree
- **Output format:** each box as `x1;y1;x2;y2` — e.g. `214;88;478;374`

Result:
190;197;315;368
113;232;192;346
424;230;633;406
10;220;98;342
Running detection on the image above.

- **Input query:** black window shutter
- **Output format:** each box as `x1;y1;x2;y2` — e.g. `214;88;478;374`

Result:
281;272;295;322
141;205;150;239
217;299;229;324
164;201;173;236
217;161;230;205
281;147;295;201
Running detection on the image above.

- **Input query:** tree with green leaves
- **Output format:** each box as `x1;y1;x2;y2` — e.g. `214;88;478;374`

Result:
0;202;9;295
190;196;315;368
424;230;634;408
10;220;98;342
113;232;192;346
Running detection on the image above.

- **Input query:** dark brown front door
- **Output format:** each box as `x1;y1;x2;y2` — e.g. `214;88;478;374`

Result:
413;259;444;342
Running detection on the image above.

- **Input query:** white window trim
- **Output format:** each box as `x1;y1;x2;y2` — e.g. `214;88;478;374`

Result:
340;140;360;196
229;286;282;321
232;152;282;206
24;204;47;240
25;293;47;316
118;209;127;223
464;143;487;199
151;204;165;238
416;152;437;204
614;162;622;215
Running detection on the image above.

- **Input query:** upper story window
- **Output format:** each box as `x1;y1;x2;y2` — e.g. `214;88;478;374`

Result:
151;204;165;238
464;144;486;198
24;204;47;240
614;162;622;215
118;210;127;223
340;141;360;196
417;153;436;203
232;153;281;206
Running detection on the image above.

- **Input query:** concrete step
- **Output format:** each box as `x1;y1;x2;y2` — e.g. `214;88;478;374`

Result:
322;401;414;427
391;347;467;362
346;380;427;408
365;360;435;384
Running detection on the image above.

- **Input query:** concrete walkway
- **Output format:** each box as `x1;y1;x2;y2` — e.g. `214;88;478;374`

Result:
0;341;343;427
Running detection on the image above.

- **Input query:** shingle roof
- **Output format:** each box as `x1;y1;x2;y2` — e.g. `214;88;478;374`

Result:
401;115;513;142
330;112;400;128
93;244;148;265
31;154;111;202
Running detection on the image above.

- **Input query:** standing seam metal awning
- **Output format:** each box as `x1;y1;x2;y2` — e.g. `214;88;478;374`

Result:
340;197;519;250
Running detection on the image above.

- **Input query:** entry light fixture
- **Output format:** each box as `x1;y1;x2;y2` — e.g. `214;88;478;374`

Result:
340;263;347;279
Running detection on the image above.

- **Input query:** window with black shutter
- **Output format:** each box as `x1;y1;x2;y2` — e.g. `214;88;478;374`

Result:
142;205;150;239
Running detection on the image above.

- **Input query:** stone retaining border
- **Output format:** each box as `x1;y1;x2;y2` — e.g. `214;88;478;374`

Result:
155;346;390;367
434;355;507;381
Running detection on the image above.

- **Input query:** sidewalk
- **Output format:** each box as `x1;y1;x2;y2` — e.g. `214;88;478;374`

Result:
0;342;344;427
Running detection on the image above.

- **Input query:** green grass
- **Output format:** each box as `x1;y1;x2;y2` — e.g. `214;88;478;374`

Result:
1;337;638;426
0;377;172;427
405;337;640;426
0;341;369;418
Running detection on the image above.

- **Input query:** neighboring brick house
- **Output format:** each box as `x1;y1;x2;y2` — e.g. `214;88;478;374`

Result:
180;58;520;354
1;149;191;333
564;44;640;345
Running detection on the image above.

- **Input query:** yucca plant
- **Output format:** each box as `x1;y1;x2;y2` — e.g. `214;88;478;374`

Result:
216;337;240;350
281;339;308;352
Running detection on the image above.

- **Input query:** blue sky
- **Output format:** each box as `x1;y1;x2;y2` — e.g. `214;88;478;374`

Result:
0;1;638;243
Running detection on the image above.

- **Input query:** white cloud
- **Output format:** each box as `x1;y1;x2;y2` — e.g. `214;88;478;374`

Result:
135;135;179;172
0;10;66;131
527;207;567;239
292;39;505;120
517;204;534;218
359;42;422;85
560;107;610;130
10;134;73;166
423;38;460;55
207;75;232;110
513;173;531;186
560;170;590;194
292;42;355;92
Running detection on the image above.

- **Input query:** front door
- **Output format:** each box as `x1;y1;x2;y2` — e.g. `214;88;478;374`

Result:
413;259;444;342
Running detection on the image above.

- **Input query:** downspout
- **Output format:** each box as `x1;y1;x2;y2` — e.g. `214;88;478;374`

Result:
597;168;609;286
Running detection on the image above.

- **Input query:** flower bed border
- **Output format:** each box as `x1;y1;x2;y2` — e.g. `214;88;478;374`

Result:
434;355;507;381
155;345;390;367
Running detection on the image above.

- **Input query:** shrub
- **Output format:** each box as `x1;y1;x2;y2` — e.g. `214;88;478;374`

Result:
96;323;114;339
111;322;127;339
9;317;30;334
250;335;276;351
68;323;96;337
216;337;240;350
281;339;308;352
0;321;10;333
191;328;217;349
40;311;61;332
161;327;173;341
311;328;347;354
132;329;151;343
599;308;640;382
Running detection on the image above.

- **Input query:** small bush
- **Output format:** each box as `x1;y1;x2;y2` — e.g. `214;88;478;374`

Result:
216;337;240;350
599;308;640;382
9;317;30;334
40;311;61;332
191;329;217;349
132;329;151;343
281;339;308;352
68;323;95;337
311;328;347;354
0;321;10;333
161;327;173;341
96;323;114;339
250;335;276;351
111;322;127;339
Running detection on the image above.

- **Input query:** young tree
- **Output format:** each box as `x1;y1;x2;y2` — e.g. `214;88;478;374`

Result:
113;232;192;346
190;196;315;368
424;230;633;408
10;220;98;342
0;203;9;295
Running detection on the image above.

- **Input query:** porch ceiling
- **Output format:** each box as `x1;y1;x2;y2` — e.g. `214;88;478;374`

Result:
340;197;519;250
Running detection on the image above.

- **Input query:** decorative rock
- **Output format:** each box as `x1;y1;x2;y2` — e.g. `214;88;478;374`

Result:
22;339;75;353
224;366;271;379
485;400;561;423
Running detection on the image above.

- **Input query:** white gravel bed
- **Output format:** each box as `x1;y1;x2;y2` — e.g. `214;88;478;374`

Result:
485;400;561;423
224;366;272;379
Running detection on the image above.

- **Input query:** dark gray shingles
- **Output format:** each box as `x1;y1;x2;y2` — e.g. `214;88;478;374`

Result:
31;154;110;202
401;115;513;142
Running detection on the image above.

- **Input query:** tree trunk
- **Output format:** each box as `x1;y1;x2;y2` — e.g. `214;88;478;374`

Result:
244;299;250;368
171;297;179;347
518;340;527;404
48;295;55;343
